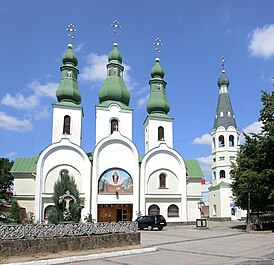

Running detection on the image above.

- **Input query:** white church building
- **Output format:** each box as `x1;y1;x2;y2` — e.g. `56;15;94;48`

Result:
11;39;204;223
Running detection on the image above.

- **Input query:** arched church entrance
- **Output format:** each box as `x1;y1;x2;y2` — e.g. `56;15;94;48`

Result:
97;167;134;222
97;204;133;222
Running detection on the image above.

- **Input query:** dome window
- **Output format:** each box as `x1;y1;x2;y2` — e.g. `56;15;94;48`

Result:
159;173;166;188
158;126;164;140
63;115;71;135
218;135;225;147
111;119;119;134
220;170;225;178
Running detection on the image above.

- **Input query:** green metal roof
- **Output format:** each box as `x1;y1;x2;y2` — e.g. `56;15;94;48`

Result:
10;156;38;173
96;100;132;111
208;181;230;191
185;160;204;178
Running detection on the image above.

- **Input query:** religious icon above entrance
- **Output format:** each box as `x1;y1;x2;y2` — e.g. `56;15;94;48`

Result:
98;168;133;194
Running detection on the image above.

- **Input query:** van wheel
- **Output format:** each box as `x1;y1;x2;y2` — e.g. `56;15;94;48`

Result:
158;227;163;231
147;225;152;231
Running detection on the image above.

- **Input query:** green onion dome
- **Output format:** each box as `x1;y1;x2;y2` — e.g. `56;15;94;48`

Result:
147;58;170;115
98;43;130;106
108;43;123;63
62;44;78;66
56;44;81;105
150;58;165;79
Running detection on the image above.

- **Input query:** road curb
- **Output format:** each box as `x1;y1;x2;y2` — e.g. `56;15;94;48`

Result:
3;246;158;265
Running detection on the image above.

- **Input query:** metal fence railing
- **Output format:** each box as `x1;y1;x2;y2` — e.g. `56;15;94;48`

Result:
0;221;138;240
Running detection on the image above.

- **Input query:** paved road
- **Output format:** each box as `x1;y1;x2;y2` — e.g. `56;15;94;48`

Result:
61;221;274;265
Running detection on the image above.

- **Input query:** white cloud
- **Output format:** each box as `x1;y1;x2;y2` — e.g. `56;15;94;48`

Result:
137;94;149;108
80;53;108;83
1;81;57;111
5;152;17;159
74;43;85;53
34;106;51;120
2;93;38;110
0;112;33;132
248;24;274;59
196;155;212;179
192;133;211;145
240;121;263;143
27;81;57;99
1;81;57;121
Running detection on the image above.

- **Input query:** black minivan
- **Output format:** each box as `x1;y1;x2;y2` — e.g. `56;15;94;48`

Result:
136;215;167;230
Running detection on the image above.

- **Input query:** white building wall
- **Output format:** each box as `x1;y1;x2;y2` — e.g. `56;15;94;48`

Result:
52;104;83;146
187;200;201;221
96;104;133;144
92;132;139;221
35;138;91;221
211;126;239;186
209;189;221;217
144;117;173;153
147;169;178;194
140;143;188;222
220;188;233;217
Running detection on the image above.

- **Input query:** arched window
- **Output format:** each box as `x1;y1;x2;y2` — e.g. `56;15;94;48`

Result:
229;135;234;147
158;126;164;140
44;205;54;220
111;119;119;134
168;204;179;217
220;170;225;178
63;115;71;134
218;135;225;147
213;171;216;180
212;137;215;148
148;204;160;215
159;173;166;188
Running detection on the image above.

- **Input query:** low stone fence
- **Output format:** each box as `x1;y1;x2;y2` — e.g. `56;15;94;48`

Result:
0;221;140;257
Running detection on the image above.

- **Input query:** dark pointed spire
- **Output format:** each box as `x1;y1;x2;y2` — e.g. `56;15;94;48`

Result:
213;57;237;129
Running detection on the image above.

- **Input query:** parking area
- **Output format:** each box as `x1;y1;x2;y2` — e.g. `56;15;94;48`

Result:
61;221;274;265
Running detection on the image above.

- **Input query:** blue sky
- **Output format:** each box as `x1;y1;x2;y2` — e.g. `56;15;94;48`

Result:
0;1;273;180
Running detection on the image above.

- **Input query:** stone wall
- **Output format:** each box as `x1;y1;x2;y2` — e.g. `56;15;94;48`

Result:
0;232;140;257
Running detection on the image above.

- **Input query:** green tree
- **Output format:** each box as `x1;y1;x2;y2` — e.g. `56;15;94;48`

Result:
231;90;274;214
0;158;14;200
9;200;20;223
48;170;82;224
